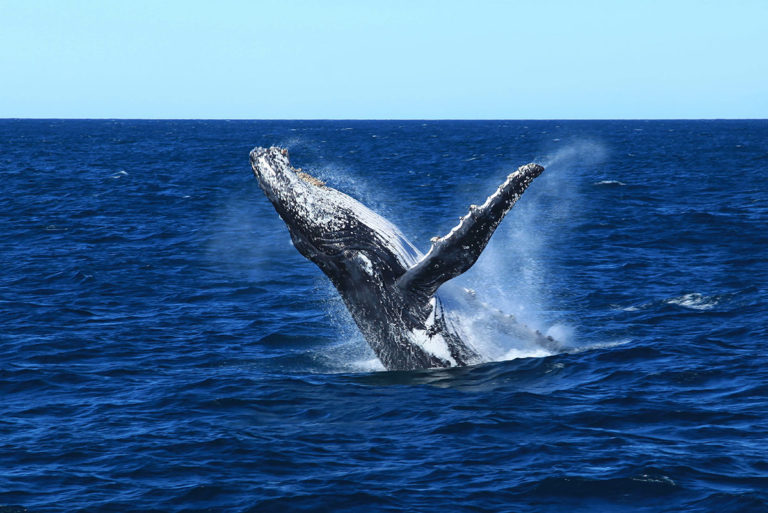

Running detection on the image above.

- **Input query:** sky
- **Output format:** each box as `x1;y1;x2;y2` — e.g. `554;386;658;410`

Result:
1;0;766;119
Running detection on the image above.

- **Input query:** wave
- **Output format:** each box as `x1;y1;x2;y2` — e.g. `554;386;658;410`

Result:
666;292;720;310
594;179;626;186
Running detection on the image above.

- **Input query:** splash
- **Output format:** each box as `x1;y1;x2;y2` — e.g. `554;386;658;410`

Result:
315;279;385;373
666;293;719;311
615;292;723;313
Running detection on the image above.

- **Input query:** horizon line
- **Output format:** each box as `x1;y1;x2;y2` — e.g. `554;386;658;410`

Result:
2;117;767;122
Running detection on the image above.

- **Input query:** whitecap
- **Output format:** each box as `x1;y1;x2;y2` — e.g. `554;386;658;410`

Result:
666;293;719;310
500;347;552;361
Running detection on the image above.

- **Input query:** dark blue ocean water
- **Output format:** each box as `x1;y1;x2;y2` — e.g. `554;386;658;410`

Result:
1;120;767;512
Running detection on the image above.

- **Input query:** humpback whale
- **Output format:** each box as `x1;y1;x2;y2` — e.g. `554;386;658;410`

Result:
250;146;555;371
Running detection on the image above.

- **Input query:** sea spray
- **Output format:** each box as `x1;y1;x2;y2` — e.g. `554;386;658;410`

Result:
451;140;609;360
317;279;384;373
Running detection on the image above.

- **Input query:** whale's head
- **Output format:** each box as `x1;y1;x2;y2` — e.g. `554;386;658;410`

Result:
249;146;422;277
249;146;326;222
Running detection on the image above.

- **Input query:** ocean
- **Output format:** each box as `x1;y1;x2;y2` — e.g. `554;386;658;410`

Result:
1;119;767;512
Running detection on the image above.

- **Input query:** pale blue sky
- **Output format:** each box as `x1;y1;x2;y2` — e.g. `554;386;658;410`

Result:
1;0;766;119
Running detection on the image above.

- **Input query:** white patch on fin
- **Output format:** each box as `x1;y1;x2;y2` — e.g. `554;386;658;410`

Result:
406;298;457;367
357;252;374;276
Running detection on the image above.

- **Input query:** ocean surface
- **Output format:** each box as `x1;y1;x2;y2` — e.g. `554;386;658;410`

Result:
1;119;767;512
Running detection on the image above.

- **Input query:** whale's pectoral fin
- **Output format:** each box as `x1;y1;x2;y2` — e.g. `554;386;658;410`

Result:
397;163;544;305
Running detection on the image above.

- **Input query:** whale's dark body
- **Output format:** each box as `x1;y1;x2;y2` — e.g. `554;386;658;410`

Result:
250;147;549;371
